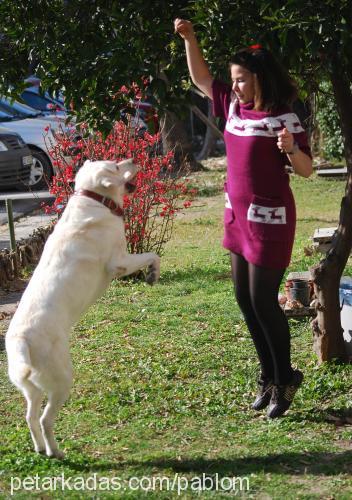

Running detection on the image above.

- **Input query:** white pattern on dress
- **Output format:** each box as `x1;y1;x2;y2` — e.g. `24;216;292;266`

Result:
247;203;287;224
225;99;304;137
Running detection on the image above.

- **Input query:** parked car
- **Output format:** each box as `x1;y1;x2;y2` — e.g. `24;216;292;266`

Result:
0;126;32;191
21;90;67;118
24;75;66;105
0;96;66;123
0;112;67;190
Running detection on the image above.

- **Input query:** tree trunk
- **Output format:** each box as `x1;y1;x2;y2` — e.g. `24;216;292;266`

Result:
310;55;352;363
160;110;204;172
196;100;218;161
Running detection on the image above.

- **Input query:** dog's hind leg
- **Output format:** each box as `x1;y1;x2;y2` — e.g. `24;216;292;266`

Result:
40;383;71;459
39;357;72;459
22;381;45;453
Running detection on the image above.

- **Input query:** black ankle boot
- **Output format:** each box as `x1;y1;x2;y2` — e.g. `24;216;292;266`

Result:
267;369;304;419
252;378;273;411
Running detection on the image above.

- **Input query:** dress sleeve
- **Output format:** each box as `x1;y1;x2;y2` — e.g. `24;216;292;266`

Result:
282;111;312;158
294;130;312;159
212;79;232;120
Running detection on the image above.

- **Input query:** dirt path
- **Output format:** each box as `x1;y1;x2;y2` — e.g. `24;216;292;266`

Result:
0;278;29;334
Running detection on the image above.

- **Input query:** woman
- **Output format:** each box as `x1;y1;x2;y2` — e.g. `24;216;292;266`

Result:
174;18;313;418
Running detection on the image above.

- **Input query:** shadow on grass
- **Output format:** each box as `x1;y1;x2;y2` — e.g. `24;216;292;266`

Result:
293;407;352;426
61;449;352;476
57;411;352;477
140;451;352;476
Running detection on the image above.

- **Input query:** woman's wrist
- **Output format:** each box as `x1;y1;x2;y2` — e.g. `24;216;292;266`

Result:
184;31;197;43
287;148;313;177
286;143;299;156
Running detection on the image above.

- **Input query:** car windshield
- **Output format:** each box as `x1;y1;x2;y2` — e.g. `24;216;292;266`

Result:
0;97;41;118
21;91;65;112
0;111;15;122
0;102;31;119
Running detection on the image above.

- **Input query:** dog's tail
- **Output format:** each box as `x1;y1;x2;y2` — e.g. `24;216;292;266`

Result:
6;336;32;385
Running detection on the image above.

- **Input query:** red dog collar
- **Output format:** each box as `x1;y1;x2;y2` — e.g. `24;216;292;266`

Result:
74;189;124;217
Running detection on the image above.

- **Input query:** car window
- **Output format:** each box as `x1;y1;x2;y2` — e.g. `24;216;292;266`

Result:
21;90;66;112
0;102;16;115
21;91;53;111
0;97;40;117
0;101;30;119
0;110;14;121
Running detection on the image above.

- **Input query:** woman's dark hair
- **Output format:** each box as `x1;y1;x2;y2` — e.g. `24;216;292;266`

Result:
229;47;297;112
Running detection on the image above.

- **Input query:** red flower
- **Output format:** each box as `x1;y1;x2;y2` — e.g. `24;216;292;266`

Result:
249;44;263;50
43;84;195;255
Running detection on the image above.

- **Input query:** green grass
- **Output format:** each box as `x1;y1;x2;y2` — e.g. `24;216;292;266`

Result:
0;161;351;499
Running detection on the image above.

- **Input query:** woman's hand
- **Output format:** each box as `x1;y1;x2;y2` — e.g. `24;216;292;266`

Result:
174;18;195;41
277;128;294;154
277;127;313;177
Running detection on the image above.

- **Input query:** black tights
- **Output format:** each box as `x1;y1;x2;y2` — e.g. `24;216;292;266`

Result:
230;252;294;385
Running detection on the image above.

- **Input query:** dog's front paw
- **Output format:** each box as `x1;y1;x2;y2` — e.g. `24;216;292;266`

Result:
146;257;160;285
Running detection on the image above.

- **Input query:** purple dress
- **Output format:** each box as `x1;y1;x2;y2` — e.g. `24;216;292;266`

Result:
212;80;312;269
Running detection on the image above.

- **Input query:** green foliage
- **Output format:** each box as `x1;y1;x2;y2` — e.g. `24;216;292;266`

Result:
1;0;352;139
0;0;193;132
188;0;352;89
316;82;344;161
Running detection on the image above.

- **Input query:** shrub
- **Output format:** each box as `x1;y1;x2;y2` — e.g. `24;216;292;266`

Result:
44;119;195;256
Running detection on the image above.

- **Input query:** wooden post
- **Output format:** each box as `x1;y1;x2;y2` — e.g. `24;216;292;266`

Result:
5;199;16;252
190;105;224;140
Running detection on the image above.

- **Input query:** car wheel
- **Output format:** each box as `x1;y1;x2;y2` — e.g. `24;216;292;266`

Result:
26;151;53;190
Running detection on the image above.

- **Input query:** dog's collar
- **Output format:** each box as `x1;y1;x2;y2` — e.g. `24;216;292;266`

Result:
74;189;124;217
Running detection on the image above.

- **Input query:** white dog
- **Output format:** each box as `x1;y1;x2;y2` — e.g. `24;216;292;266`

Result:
6;159;160;459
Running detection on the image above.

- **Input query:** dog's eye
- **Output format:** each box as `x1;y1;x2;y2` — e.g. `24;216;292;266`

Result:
115;165;120;171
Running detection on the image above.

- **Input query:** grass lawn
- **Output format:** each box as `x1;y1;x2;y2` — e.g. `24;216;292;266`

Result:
0;158;351;499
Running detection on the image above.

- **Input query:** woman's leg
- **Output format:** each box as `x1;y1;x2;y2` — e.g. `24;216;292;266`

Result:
230;252;274;381
248;262;294;385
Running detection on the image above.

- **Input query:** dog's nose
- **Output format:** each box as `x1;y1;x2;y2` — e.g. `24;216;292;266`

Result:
126;182;137;193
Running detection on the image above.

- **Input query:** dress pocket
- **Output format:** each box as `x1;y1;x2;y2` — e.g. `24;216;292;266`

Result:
247;194;290;242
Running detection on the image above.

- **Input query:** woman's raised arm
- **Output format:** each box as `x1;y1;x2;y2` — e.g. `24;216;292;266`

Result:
174;18;213;100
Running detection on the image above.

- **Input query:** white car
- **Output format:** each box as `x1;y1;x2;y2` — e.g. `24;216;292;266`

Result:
0;113;72;190
0;96;67;124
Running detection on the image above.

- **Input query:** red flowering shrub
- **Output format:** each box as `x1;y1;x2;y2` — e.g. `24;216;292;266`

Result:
44;118;195;256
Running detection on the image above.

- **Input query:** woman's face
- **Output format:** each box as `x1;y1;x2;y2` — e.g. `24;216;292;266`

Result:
230;64;255;104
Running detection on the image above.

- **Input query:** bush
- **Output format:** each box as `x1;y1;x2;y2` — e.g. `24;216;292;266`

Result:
44;119;195;256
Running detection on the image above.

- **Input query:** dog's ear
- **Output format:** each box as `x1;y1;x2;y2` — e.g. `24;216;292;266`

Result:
117;159;134;168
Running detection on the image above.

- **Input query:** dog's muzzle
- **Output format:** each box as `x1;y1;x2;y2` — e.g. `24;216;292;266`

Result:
125;182;137;193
